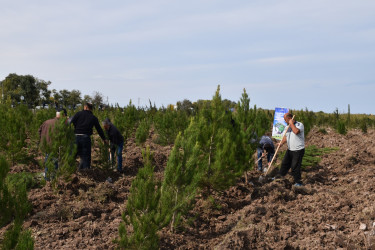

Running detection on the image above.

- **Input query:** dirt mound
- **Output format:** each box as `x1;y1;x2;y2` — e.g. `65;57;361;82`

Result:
2;128;374;249
160;128;375;249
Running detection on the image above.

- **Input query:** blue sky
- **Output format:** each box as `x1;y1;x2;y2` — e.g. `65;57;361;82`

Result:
1;0;374;114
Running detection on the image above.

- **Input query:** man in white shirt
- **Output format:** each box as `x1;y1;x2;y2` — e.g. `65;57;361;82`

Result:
278;113;305;186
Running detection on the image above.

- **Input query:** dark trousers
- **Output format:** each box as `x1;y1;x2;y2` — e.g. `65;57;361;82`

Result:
76;135;91;170
280;148;305;184
257;148;274;171
110;141;124;171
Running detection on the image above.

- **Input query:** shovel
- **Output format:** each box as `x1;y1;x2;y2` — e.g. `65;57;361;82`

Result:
264;115;295;177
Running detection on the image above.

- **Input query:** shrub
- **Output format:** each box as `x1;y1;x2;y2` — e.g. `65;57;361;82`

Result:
153;108;189;146
135;118;150;145
336;120;347;135
0;156;34;249
117;147;167;249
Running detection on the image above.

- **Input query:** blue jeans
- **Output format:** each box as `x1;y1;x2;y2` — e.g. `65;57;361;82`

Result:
110;141;124;171
44;154;58;181
76;135;91;170
257;148;274;171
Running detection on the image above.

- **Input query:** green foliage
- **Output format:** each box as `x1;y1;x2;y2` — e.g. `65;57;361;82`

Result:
0;104;32;166
336;120;347;135
160;132;200;231
40;118;77;185
96;138;112;171
278;145;338;170
293;108;316;136
167;86;250;196
0;156;34;249
135;118;150;145
6;172;40;193
1;223;34;250
234;89;273;173
0;156;12;227
118;147;165;250
360;117;368;134
113;101;141;142
301;146;338;169
153;108;189;145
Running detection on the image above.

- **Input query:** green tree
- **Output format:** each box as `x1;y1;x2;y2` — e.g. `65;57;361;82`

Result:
135;118;150;146
36;79;52;107
59;89;71;107
153;108;189;145
160;132;200;231
92;91;104;109
82;94;92;105
2;73;39;107
118;147;167;250
0;156;34;249
40;118;77;185
68;89;82;109
0;104;32;166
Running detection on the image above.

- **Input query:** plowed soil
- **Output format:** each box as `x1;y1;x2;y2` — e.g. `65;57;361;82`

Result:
2;127;375;249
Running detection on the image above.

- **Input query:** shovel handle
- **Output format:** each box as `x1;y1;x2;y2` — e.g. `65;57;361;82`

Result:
265;115;295;176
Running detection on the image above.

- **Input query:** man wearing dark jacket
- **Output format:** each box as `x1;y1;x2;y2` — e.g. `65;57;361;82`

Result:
70;103;107;169
257;135;275;172
103;118;124;173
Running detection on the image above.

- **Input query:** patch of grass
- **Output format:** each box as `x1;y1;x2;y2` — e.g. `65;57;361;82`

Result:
318;128;328;134
278;145;338;169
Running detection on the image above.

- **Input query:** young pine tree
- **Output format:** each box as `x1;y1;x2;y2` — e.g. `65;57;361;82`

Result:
118;147;168;250
0;104;30;166
41;118;77;185
0;156;34;249
153;108;189;146
135;118;150;146
160;132;200;231
175;86;248;195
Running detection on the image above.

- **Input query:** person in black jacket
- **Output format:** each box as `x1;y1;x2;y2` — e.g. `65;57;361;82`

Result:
70;103;107;169
103;118;124;173
256;135;275;172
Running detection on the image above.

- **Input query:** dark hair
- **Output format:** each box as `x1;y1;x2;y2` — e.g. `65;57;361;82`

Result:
285;113;293;119
103;118;111;125
85;102;93;110
263;143;272;152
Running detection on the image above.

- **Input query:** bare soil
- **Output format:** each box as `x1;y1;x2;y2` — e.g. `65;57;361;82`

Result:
2;127;375;249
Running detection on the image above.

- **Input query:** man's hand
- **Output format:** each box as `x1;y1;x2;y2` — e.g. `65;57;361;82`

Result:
289;118;295;125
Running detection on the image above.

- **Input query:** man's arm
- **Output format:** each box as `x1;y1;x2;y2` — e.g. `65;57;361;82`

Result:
279;135;287;147
94;117;107;143
69;114;77;125
288;119;300;134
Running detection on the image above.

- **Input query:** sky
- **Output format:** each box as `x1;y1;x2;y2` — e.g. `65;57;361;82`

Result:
1;0;374;114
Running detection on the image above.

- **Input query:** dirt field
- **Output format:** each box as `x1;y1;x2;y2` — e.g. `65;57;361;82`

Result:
2;127;375;249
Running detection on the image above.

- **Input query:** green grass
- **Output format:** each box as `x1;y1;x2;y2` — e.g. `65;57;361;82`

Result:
278;145;338;169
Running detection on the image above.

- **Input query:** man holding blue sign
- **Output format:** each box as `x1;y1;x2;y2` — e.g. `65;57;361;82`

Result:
277;113;305;186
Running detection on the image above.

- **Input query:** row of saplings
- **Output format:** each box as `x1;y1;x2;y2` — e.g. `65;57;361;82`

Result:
0;87;268;249
116;87;271;249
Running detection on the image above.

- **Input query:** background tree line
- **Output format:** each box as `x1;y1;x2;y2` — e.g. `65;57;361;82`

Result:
0;73;107;109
